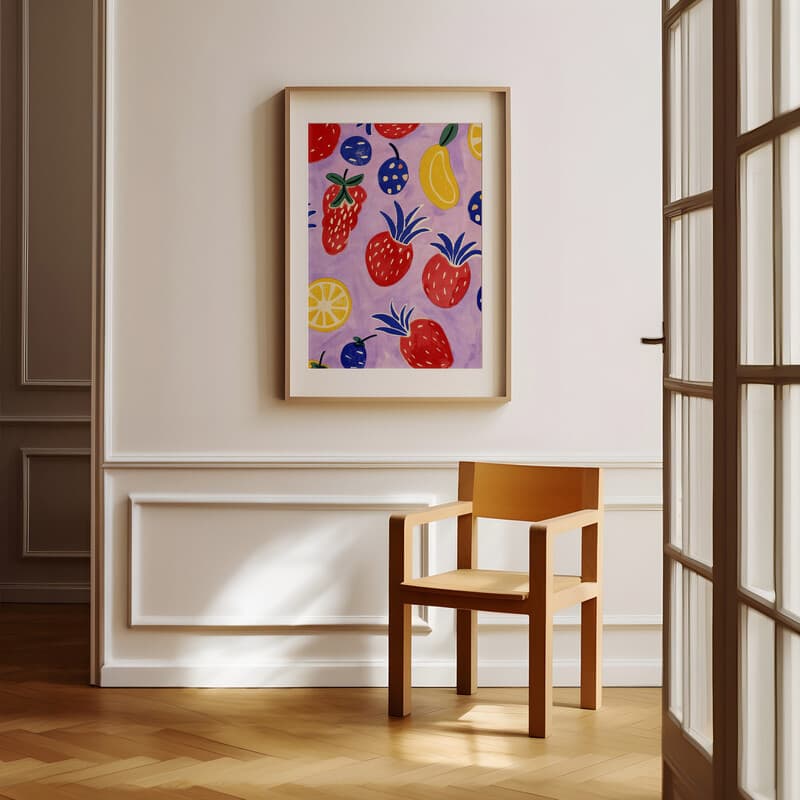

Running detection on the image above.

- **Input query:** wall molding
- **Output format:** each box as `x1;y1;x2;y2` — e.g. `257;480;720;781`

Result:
19;0;91;388
22;448;92;557
100;657;662;688
0;415;91;424
21;447;91;557
604;497;662;511
0;582;89;603
104;455;663;470
128;493;435;630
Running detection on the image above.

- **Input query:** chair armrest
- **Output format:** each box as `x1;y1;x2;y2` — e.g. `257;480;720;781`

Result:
389;501;473;585
390;501;473;532
529;508;601;538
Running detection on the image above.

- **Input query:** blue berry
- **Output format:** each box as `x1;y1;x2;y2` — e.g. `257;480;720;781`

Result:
340;136;372;166
468;190;482;225
340;335;377;369
378;143;409;196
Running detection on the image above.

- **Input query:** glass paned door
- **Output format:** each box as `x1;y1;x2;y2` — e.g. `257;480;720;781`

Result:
663;1;800;796
662;0;715;795
737;0;800;794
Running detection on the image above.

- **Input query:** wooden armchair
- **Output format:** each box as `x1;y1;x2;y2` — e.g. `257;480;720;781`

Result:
388;461;603;738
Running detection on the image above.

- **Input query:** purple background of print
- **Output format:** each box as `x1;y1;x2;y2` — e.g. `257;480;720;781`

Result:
307;123;483;369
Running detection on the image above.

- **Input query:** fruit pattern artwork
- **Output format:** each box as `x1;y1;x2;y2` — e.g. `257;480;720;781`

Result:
307;122;482;369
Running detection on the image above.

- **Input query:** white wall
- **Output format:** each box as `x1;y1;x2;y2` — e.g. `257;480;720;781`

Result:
102;0;663;687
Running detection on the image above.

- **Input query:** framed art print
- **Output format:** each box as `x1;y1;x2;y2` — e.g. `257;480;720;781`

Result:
285;86;510;400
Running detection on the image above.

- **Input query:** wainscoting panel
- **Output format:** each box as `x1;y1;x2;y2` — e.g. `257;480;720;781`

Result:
128;493;433;630
102;463;662;688
23;448;91;557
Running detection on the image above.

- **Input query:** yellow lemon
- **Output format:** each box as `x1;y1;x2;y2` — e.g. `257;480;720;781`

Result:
420;146;459;210
467;122;483;161
308;278;351;332
468;123;482;160
419;123;460;211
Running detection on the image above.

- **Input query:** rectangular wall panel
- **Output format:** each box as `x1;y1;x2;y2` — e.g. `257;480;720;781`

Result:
129;494;433;628
22;449;90;557
20;0;92;385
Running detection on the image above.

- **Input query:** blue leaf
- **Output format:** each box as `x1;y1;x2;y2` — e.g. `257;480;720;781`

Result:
436;232;454;259
380;211;396;239
430;241;450;257
375;326;404;336
394;201;404;234
402;226;430;244
372;313;401;328
453;232;465;256
457;247;482;265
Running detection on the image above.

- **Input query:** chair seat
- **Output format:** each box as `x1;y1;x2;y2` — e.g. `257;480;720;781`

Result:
401;569;582;600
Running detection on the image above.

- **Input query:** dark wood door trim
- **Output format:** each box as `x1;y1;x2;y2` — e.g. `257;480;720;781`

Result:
89;0;107;687
712;0;738;797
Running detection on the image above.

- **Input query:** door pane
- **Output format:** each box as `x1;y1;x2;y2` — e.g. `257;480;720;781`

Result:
742;384;776;602
780;628;800;800
671;393;684;549
687;398;713;565
740;0;774;132
686;0;712;197
779;0;800;115
687;210;713;382
782;129;800;364
670;560;684;721
670;217;684;378
686;571;713;752
783;385;800;619
741;606;776;800
669;20;683;201
670;395;713;565
669;1;713;202
741;143;775;365
669;210;713;381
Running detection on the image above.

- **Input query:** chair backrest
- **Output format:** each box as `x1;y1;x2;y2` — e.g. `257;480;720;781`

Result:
458;461;601;522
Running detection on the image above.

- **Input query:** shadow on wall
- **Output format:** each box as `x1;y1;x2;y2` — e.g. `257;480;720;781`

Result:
139;507;417;686
252;93;286;404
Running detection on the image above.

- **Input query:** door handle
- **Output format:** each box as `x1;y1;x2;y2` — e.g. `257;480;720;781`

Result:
641;322;665;348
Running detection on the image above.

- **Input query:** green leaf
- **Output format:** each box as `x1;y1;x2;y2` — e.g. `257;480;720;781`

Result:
344;173;364;187
330;185;354;207
326;173;345;185
439;123;458;147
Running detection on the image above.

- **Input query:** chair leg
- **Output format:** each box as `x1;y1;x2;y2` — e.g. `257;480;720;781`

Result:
388;599;411;717
456;609;477;695
580;597;602;710
529;609;552;737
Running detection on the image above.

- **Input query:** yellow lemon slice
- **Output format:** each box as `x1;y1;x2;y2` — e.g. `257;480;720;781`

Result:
308;278;351;332
468;123;482;160
420;146;460;210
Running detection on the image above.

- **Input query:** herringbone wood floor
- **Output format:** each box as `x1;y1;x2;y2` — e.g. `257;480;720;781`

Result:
0;605;661;799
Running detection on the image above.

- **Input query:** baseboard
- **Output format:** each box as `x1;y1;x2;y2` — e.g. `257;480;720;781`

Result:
101;658;662;688
0;582;90;603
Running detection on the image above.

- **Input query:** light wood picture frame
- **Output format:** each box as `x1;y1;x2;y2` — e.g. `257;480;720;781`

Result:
285;86;510;401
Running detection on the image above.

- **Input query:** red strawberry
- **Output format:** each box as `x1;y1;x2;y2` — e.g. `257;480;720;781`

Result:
422;232;481;308
365;202;429;286
374;123;419;139
308;123;340;162
321;170;366;255
373;303;453;369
